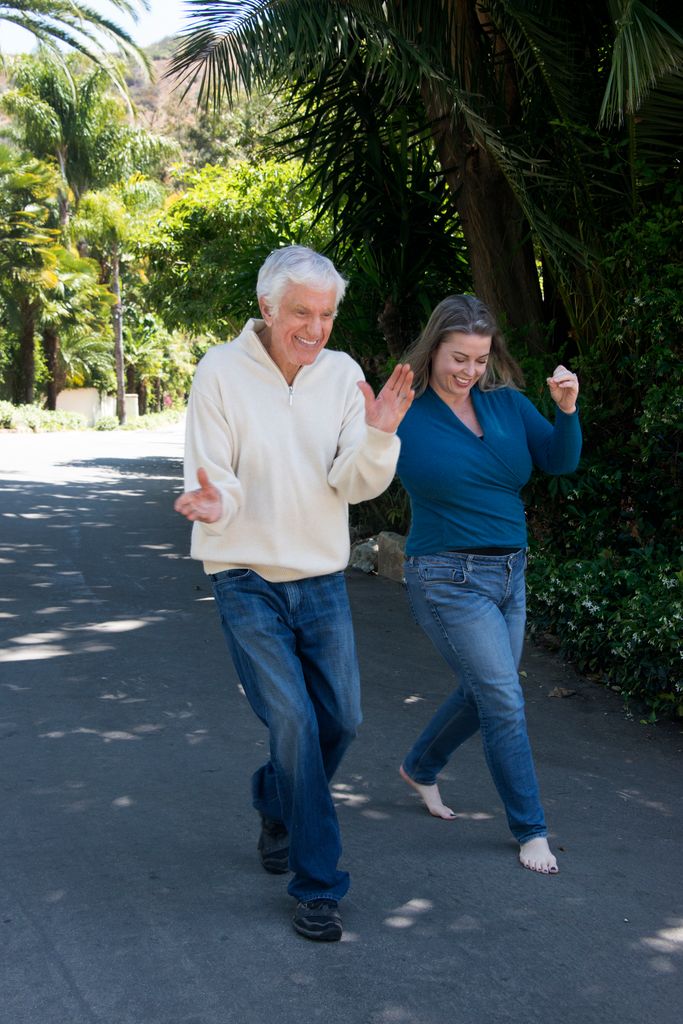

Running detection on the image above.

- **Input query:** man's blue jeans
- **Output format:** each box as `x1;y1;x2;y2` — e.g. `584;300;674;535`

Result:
210;568;361;903
402;550;547;844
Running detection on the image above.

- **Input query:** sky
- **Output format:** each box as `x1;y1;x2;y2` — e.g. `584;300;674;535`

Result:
0;0;191;54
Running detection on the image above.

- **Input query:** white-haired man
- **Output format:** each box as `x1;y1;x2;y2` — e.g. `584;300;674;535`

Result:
175;246;414;941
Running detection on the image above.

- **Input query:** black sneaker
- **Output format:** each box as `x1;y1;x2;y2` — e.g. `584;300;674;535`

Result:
257;815;289;874
292;899;343;942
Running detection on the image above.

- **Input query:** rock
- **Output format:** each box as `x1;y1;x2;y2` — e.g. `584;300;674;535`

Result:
349;538;378;574
548;687;577;698
377;531;407;583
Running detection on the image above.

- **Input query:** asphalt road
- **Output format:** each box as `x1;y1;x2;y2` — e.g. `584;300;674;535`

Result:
1;424;682;1024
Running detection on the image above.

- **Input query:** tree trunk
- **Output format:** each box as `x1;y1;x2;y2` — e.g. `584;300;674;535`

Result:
56;147;70;234
420;0;546;352
111;250;126;425
377;296;416;360
430;115;545;351
42;327;60;410
18;299;36;405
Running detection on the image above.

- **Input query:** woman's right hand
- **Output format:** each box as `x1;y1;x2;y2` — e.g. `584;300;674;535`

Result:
174;467;223;523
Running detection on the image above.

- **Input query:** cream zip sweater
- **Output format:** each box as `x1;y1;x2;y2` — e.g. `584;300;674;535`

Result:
183;319;401;582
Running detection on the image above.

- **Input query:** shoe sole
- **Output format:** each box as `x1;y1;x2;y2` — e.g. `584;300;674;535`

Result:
293;921;342;942
260;857;290;875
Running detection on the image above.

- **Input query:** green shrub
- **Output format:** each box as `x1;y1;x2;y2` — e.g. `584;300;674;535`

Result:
0;402;87;431
94;416;119;431
120;409;183;430
523;198;682;718
526;549;683;719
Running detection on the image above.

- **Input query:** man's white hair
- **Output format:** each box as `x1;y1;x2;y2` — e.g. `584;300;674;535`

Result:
256;245;347;315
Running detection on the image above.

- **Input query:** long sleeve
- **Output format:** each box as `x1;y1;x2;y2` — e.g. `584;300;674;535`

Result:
327;384;400;503
516;395;582;475
183;368;244;538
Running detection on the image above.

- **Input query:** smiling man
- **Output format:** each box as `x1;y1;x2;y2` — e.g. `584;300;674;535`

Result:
175;246;414;941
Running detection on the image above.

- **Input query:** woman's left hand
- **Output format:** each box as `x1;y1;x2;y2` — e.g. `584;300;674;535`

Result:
547;364;579;414
357;363;415;433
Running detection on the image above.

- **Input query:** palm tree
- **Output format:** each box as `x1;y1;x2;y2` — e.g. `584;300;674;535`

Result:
2;51;179;231
74;175;165;423
41;248;114;407
0;145;60;403
0;1;151;74
1;51;179;405
168;1;682;350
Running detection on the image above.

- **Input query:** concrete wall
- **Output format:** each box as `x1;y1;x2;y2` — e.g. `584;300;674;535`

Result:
56;388;104;427
56;390;137;426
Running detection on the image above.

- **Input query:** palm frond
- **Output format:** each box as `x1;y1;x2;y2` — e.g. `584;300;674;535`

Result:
0;1;151;79
167;1;434;108
600;0;683;124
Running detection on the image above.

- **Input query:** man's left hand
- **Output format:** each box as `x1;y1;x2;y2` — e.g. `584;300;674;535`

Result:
357;363;415;433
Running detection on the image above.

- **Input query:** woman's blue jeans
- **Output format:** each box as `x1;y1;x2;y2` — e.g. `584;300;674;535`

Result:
210;568;361;903
402;550;547;844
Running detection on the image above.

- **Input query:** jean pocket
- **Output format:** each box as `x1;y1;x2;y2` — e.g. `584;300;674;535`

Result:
210;567;252;583
417;561;468;586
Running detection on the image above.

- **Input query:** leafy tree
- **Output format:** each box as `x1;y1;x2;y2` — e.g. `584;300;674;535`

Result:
141;160;332;337
1;52;179;404
74;175;165;422
179;90;288;166
277;61;471;359
2;51;179;230
41;248;114;405
0;144;59;402
169;0;683;352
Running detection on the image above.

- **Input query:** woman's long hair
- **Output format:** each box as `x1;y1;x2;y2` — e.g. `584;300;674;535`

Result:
404;295;525;398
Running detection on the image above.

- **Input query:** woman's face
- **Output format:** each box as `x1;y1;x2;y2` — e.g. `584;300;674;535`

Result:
429;332;492;402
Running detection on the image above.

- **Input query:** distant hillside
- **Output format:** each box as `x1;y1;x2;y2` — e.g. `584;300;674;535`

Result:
126;38;204;142
0;39;285;166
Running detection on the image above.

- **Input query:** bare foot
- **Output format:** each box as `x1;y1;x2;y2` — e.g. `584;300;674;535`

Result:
519;837;559;874
399;765;457;820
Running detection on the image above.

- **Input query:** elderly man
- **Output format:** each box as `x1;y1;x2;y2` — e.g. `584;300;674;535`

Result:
175;246;414;942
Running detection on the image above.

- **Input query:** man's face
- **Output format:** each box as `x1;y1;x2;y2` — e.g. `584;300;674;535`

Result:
260;284;337;382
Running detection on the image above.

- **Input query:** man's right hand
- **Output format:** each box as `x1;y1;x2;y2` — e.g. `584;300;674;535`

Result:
174;467;223;523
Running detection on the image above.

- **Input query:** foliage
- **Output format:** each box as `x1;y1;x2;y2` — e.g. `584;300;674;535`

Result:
94;408;184;431
526;550;683;720
523;196;682;717
141;159;332;335
0;399;85;430
2;51;179;208
168;0;683;348
120;408;184;430
93;415;119;430
276;64;471;360
0;144;61;401
179;90;288;166
0;401;183;432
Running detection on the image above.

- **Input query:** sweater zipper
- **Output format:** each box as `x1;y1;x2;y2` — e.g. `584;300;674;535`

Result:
288;385;293;406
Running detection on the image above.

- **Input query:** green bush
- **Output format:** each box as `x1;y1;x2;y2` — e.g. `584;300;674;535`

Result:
0;402;87;431
120;409;183;431
523;198;682;718
526;549;683;720
94;415;119;431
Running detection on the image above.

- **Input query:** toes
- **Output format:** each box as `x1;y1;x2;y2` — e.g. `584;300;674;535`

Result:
429;807;457;820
